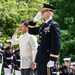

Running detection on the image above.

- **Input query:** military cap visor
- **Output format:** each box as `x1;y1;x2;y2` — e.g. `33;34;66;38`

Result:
63;58;71;62
6;39;12;44
6;39;12;43
41;3;56;12
71;62;75;66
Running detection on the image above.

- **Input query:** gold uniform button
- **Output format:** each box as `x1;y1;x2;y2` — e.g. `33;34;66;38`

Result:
40;36;41;38
39;40;41;42
38;44;40;46
40;32;42;34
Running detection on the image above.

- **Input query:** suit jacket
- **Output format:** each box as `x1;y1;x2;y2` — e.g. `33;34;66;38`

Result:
29;19;61;64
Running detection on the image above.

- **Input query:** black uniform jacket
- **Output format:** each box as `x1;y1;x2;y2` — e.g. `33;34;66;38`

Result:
29;19;61;64
3;47;13;68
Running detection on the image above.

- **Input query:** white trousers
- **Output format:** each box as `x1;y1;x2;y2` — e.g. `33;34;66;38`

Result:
15;70;21;75
0;63;2;75
4;68;13;75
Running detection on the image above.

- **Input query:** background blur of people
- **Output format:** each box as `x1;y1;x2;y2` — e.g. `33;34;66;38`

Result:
71;62;75;75
0;41;4;53
13;49;21;75
50;60;61;75
0;41;4;75
60;58;73;75
3;40;15;75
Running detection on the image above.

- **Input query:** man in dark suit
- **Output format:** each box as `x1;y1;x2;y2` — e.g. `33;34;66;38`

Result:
29;3;61;75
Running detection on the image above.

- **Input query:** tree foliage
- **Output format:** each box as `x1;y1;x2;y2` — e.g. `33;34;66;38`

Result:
0;0;46;37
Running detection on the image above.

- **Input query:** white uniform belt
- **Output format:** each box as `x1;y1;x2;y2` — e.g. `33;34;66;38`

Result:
16;60;20;61
53;72;57;74
6;58;11;59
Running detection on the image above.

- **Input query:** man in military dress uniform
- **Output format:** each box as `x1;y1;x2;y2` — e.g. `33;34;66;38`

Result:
3;40;15;75
13;49;21;75
60;58;73;75
29;3;61;75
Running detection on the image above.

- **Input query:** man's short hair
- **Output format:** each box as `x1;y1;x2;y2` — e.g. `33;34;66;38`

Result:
21;20;29;27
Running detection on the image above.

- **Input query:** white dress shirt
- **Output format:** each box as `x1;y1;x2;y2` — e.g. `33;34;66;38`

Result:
12;32;38;69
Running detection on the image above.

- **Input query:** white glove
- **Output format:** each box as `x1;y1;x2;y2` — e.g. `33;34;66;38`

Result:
47;60;54;67
19;68;21;70
8;65;12;69
34;11;42;22
10;56;13;60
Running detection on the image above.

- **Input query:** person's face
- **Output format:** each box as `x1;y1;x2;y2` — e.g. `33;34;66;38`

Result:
41;10;51;19
20;23;28;33
8;43;12;47
72;66;75;71
64;61;70;67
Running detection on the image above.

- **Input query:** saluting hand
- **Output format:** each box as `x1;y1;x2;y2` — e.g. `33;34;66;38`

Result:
33;11;42;22
14;27;21;34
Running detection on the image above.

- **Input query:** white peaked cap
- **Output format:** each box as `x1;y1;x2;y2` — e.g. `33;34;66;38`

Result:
71;62;75;66
63;58;71;61
6;39;12;43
